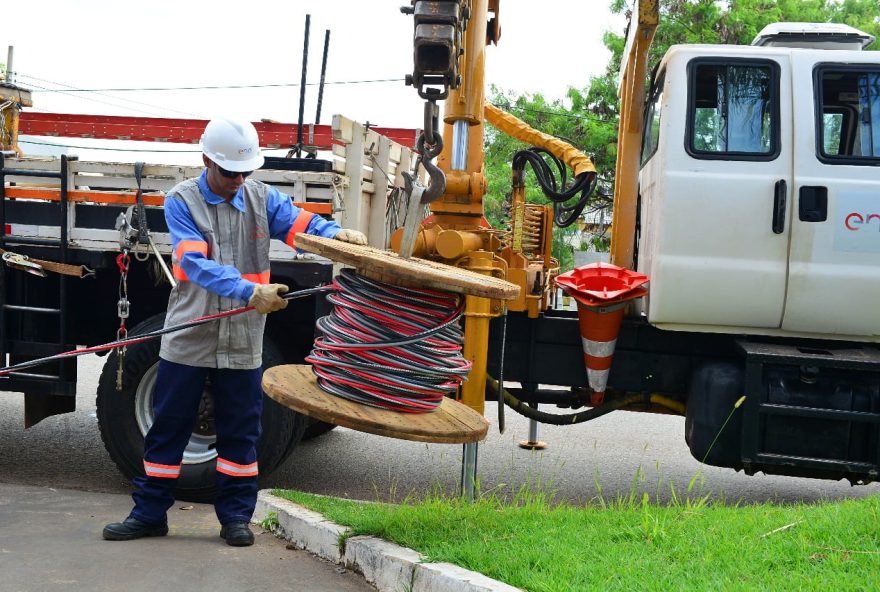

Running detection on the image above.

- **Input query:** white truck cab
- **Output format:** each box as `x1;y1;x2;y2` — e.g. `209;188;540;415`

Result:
637;24;879;341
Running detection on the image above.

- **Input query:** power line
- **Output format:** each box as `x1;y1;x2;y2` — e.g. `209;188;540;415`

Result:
18;72;616;125
21;76;406;93
494;102;617;124
20;81;184;119
17;74;202;118
18;139;293;153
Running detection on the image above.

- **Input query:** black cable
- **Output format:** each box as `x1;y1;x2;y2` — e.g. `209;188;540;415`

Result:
0;286;331;377
16;75;201;118
17;140;293;153
496;310;507;433
511;146;599;227
21;75;406;93
492;102;618;124
306;269;471;413
17;80;178;119
487;376;649;425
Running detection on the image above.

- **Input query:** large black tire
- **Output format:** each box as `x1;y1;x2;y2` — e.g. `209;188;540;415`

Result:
301;418;338;441
684;361;745;470
96;313;307;503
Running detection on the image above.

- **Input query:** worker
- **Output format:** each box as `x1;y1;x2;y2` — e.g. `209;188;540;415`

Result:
102;116;367;547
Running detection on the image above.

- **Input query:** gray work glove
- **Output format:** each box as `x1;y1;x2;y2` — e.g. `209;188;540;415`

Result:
335;228;368;245
248;283;289;314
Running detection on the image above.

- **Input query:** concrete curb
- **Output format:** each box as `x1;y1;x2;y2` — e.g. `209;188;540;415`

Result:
253;490;522;592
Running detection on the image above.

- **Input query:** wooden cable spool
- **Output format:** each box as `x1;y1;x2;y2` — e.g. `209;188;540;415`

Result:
263;365;488;444
261;235;521;444
294;234;520;300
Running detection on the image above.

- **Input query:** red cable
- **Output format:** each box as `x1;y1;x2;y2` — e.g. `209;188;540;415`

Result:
0;305;256;377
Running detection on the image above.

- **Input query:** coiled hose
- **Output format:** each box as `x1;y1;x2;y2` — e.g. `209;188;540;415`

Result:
512;146;599;228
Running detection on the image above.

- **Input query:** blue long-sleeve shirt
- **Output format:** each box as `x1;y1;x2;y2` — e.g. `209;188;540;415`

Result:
164;170;340;303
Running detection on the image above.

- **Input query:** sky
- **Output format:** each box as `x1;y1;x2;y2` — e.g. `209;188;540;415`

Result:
4;0;624;165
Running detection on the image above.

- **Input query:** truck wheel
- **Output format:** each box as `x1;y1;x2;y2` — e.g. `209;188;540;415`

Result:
302;418;338;441
96;313;307;503
684;361;745;469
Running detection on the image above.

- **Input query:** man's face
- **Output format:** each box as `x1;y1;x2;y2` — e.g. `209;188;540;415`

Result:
202;155;248;201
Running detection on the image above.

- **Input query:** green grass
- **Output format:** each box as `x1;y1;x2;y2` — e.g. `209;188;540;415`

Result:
274;485;880;592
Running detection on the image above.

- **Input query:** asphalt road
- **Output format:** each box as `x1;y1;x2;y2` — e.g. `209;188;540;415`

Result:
1;354;877;506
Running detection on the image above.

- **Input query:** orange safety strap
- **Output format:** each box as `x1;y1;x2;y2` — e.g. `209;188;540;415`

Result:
285;211;316;249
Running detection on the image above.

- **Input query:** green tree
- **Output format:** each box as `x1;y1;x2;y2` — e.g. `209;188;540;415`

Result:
483;0;880;270
620;0;878;61
484;86;616;270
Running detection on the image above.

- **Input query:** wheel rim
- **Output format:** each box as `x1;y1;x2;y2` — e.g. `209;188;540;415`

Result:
134;362;218;465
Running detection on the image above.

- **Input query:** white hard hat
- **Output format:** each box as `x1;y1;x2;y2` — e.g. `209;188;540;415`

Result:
200;117;264;172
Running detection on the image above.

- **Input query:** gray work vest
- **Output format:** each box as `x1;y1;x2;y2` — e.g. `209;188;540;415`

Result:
160;178;272;369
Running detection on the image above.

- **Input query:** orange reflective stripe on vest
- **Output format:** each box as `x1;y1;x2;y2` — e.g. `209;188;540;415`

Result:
216;457;259;478
144;460;182;479
241;271;270;284
172;240;209;281
285;210;315;249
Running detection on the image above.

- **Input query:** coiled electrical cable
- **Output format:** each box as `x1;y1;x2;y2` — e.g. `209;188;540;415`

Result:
512;146;598;228
306;269;472;413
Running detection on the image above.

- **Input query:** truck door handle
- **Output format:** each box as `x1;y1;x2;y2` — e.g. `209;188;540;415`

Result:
772;179;787;234
799;186;828;222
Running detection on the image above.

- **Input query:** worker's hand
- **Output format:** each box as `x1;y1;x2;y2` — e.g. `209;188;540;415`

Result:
248;283;289;314
335;228;368;246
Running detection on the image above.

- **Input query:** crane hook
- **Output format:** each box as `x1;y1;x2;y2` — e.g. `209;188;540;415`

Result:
416;99;446;204
416;133;446;204
395;98;447;258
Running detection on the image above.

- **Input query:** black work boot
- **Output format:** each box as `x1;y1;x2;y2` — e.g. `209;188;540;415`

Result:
220;522;254;547
103;517;168;541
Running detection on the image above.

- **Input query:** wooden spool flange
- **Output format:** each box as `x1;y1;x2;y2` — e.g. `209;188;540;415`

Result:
263;365;489;444
265;235;513;443
295;234;520;300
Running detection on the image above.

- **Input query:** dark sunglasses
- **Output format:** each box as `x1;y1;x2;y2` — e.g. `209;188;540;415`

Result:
217;164;253;179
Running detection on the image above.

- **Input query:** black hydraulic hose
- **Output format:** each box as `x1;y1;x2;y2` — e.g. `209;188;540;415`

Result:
487;375;649;425
512;146;598;227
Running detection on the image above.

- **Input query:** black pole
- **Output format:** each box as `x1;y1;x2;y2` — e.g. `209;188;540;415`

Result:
296;14;311;157
315;29;331;125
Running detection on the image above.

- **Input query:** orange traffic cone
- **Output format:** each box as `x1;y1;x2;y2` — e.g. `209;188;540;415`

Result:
575;301;627;402
556;263;649;404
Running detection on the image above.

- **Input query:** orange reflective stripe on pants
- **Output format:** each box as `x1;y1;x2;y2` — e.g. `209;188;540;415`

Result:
144;460;182;479
216;457;259;478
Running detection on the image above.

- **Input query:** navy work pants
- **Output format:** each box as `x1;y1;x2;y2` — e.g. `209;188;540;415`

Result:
130;359;263;526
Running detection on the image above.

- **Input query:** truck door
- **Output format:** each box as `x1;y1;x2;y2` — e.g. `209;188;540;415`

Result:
783;54;880;337
644;52;793;329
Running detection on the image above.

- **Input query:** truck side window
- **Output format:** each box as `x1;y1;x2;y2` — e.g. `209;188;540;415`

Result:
641;74;664;165
816;66;880;164
686;60;778;160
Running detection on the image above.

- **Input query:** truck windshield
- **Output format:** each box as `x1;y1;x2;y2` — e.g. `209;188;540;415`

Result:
817;67;880;162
